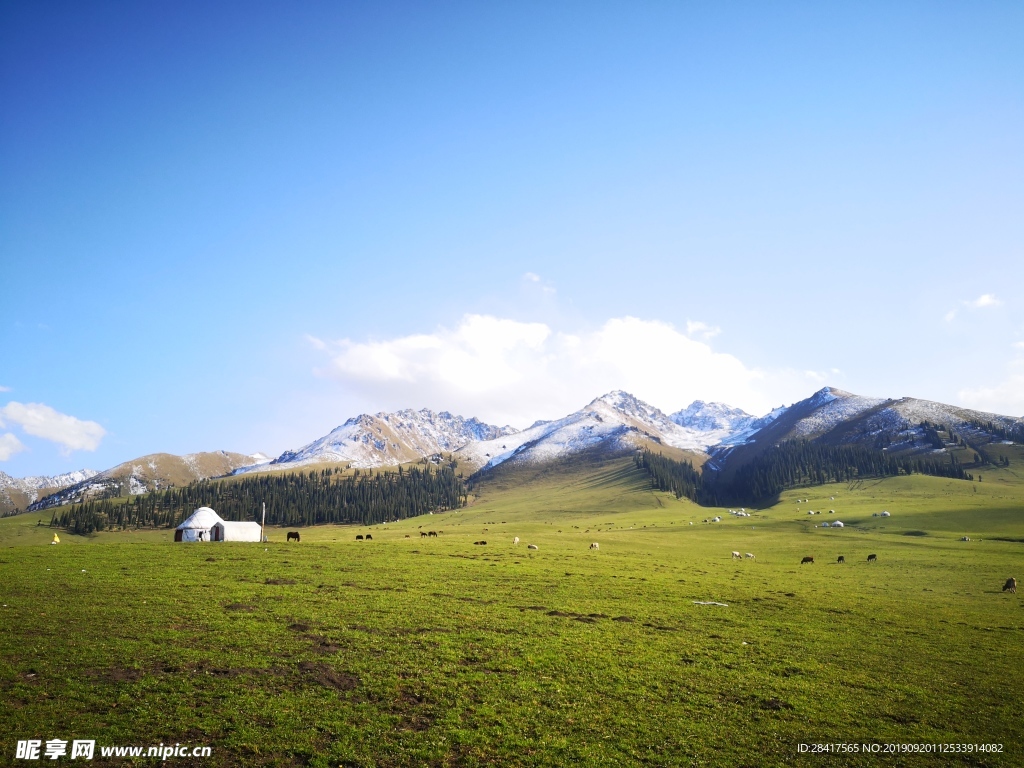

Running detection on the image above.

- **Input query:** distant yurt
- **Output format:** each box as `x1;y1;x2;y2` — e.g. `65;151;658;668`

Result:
211;521;262;542
832;521;845;528
174;507;222;542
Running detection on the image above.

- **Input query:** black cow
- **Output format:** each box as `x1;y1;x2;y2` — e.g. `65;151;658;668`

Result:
287;531;300;542
1003;577;1016;593
800;556;814;565
365;534;372;540
356;535;363;540
867;553;877;562
837;555;844;564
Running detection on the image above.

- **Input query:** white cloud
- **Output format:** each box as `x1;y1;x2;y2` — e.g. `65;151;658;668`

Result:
0;433;25;461
0;385;10;393
0;402;106;454
523;272;541;282
312;314;807;426
1013;341;1024;351
966;294;1001;309
686;320;721;340
944;309;958;323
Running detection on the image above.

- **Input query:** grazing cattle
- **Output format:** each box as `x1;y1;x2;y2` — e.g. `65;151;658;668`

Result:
365;534;372;540
1004;577;1017;594
801;556;814;565
527;544;539;550
837;555;845;564
745;553;754;560
513;536;520;545
405;534;410;538
732;551;741;559
287;531;300;542
356;535;363;540
867;554;877;562
960;536;971;542
590;543;599;550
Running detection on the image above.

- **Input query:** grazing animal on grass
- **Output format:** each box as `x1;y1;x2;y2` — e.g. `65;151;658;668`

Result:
365;534;372;540
473;540;487;546
590;543;599;550
867;554;877;562
513;537;520;545
837;555;845;564
801;556;814;565
405;535;410;538
527;544;539;550
1004;577;1017;593
960;536;971;542
429;531;438;537
745;553;754;560
420;531;427;538
732;551;741;559
287;531;300;542
355;535;363;540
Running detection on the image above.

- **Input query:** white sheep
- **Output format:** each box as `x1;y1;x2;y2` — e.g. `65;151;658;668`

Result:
732;551;741;559
745;553;755;559
513;536;520;545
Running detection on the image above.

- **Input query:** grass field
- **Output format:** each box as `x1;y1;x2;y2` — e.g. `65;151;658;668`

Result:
2;455;1023;766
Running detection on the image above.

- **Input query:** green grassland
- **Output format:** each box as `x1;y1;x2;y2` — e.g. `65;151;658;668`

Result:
2;453;1023;766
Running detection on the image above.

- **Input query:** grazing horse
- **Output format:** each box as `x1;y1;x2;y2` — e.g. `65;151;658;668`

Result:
801;556;814;565
287;531;300;542
355;535;363;540
420;531;427;538
428;531;438;537
837;555;845;564
867;554;877;562
365;534;372;540
1004;577;1017;594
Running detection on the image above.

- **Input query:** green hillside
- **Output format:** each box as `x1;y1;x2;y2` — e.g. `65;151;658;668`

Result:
1;452;1022;766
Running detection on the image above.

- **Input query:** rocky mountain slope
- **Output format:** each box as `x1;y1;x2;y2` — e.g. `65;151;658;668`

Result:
0;469;98;516
28;451;266;511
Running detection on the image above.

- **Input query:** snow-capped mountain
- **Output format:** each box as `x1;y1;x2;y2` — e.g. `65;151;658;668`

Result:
0;469;98;515
27;451;263;511
244;409;519;472
453;391;733;470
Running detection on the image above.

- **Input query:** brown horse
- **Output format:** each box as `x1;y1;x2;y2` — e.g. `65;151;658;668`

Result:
800;556;814;565
287;531;300;542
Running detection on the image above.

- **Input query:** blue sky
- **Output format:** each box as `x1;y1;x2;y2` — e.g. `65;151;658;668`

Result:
2;1;1022;477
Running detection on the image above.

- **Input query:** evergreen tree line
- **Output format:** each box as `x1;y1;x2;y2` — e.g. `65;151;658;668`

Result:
636;440;973;507
50;465;467;534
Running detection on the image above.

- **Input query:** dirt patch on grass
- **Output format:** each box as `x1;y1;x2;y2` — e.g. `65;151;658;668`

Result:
305;635;342;654
520;605;548;611
288;623;310;632
612;616;634;622
265;578;297;585
761;697;794;711
297;661;359;691
87;666;146;683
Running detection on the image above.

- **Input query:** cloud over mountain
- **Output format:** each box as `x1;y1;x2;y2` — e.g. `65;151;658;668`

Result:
309;314;783;428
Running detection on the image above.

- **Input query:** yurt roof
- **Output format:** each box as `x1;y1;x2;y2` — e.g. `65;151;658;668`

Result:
177;506;223;530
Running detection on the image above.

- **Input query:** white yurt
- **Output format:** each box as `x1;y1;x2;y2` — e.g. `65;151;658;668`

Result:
832;521;845;528
211;521;262;542
174;507;223;542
